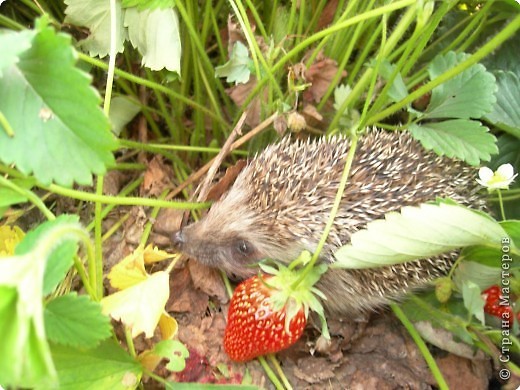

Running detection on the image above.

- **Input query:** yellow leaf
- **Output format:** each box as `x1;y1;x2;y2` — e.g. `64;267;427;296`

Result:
138;349;162;373
107;245;148;290
101;271;170;338
0;225;25;256
143;244;175;264
159;312;178;340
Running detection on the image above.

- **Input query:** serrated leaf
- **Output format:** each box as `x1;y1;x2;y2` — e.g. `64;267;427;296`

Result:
122;0;175;9
333;203;509;269
0;29;36;76
44;293;111;349
64;0;126;58
425;51;497;119
215;41;252;84
124;7;181;72
51;339;142;390
101;271;170;338
0;22;117;187
485;71;520;138
15;215;79;295
409;120;497;166
109;96;141;136
461;280;485;324
333;84;352;111
0;216;83;388
378;60;408;102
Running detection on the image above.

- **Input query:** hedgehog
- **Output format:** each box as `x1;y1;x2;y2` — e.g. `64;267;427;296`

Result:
172;129;486;314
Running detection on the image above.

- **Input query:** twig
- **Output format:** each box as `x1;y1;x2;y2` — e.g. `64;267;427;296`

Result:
197;112;247;202
167;112;278;200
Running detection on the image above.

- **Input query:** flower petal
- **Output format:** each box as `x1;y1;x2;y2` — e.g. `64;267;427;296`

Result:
477;166;494;182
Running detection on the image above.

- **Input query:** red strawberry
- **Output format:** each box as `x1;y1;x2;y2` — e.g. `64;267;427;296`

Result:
223;258;329;362
482;285;514;328
224;275;307;362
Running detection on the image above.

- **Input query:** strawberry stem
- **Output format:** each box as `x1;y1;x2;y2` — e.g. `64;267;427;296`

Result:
293;129;360;288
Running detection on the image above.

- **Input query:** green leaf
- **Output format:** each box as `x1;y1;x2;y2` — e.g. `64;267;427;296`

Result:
453;260;502;291
461;280;485;324
0;286;58;389
333;84;360;129
124;7;181;72
400;293;475;345
0;213;84;388
152;340;189;372
15;215;79;295
44;293;111;349
215;41;252;84
333;203;510;269
409;120;497;166
109;96;141;136
64;0;126;58
424;51;497;119
378;60;408;102
485;71;520;138
122;0;175;10
52;339;142;390
0;29;36;76
501;220;520;249
0;21;117;187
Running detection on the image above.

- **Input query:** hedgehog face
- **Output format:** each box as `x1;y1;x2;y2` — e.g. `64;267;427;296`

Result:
172;187;271;279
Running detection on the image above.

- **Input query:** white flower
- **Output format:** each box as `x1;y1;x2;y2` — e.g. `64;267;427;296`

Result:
476;163;517;190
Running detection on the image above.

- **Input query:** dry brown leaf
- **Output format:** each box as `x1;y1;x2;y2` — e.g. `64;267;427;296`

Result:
227;76;268;127
167;266;209;313
303;55;347;103
188;260;228;304
142;155;173;197
205;159;247;202
317;0;340;30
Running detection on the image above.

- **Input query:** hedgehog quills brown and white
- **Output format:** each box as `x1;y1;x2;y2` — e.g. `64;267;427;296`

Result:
172;129;486;314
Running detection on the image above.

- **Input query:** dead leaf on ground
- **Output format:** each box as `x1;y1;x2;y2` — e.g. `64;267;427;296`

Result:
167;266;210;313
141;155;173;197
317;0;339;30
227;76;268;127
103;170;128;196
124;207;148;245
189;260;228;304
303;53;347;103
205;160;247;202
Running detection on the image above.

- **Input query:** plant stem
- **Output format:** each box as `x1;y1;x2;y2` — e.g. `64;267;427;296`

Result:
258;356;285;390
391;303;449;390
0;176;55;220
296;131;359;286
497;189;506;221
39;183;210;209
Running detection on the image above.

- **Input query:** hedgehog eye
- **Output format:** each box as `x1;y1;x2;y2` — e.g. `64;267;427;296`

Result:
235;240;251;256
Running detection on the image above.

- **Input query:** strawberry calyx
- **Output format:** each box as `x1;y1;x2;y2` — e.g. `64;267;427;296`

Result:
258;253;329;338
